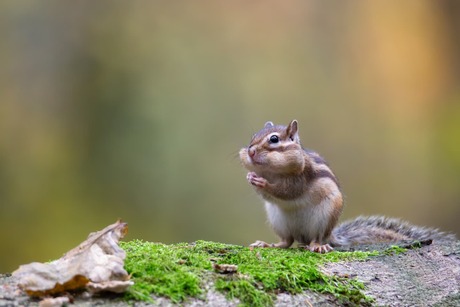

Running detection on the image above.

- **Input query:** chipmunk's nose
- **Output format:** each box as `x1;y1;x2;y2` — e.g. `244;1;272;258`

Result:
248;146;256;158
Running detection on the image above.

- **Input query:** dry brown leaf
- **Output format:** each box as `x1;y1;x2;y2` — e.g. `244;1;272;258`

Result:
12;220;131;297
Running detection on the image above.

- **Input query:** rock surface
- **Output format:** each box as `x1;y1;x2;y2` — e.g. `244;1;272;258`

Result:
1;240;459;306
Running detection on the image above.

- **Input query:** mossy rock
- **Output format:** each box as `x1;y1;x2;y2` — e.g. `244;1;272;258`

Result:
2;239;459;306
121;240;377;306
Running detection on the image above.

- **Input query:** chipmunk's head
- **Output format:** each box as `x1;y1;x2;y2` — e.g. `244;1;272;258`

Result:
239;120;305;175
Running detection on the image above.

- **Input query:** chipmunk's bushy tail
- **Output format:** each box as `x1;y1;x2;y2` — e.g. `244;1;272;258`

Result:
331;216;455;247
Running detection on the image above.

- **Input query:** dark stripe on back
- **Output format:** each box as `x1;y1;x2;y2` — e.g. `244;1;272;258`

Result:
304;149;328;165
315;169;339;187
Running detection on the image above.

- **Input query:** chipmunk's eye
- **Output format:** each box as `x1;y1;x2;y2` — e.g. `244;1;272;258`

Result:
269;135;279;144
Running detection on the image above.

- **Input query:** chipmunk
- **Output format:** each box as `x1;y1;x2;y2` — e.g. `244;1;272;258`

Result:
239;120;454;253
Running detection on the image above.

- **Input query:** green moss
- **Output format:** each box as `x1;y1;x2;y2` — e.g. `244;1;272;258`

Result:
121;240;377;306
383;245;408;255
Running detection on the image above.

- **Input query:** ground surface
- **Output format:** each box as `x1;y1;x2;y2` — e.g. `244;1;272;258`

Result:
1;240;459;306
325;241;460;306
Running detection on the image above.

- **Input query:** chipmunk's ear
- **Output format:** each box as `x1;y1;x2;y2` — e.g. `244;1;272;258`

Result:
264;121;274;128
286;120;299;142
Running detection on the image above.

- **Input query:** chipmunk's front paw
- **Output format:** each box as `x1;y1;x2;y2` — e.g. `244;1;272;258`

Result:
307;242;333;254
247;172;268;188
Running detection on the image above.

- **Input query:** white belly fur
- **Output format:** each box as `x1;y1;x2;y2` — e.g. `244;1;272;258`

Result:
264;194;336;244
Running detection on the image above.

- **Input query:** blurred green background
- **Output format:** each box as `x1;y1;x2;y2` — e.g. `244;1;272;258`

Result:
1;1;460;273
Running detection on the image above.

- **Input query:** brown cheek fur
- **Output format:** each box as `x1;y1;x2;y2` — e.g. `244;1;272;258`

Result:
239;148;253;171
265;148;304;174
